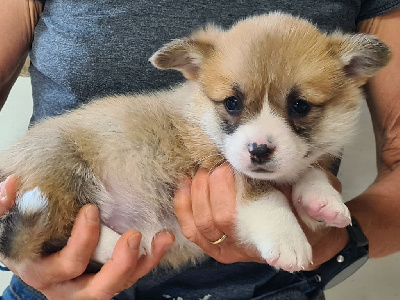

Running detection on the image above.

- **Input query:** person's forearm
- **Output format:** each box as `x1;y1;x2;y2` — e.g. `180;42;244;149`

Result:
359;9;400;174
347;170;400;258
347;8;400;258
0;0;42;109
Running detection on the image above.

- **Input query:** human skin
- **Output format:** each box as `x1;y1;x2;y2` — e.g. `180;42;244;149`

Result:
0;0;41;109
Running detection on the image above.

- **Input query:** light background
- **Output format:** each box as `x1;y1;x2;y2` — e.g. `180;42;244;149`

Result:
0;78;399;299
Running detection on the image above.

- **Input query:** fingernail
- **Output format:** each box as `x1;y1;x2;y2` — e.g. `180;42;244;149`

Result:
128;233;141;250
85;205;99;223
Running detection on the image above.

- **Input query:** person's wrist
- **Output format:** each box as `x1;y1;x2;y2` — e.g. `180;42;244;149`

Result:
305;217;369;289
309;226;349;270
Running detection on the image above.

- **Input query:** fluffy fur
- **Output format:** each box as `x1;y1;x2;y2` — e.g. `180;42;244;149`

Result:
0;13;390;271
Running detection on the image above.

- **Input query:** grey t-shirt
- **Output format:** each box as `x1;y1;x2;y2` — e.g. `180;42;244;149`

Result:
28;1;400;299
31;0;400;123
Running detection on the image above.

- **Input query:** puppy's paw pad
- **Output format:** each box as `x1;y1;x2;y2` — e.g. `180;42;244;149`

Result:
259;235;312;272
294;186;350;228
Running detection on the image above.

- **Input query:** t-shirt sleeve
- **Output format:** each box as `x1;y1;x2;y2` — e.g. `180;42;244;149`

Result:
357;0;400;22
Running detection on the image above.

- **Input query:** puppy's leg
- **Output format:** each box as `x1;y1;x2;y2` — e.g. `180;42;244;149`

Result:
292;169;351;230
0;187;50;260
0;162;102;262
236;189;312;272
92;225;122;264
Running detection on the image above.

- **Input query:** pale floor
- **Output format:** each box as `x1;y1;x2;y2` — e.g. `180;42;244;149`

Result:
0;78;399;299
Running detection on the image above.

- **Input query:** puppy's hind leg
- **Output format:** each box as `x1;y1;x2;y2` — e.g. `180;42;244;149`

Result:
0;162;102;262
0;187;50;261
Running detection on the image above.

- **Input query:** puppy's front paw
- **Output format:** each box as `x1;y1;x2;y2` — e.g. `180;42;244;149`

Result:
257;228;313;272
236;194;313;272
293;181;351;229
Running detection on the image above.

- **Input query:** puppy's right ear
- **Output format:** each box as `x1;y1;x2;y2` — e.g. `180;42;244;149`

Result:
329;33;391;86
149;26;220;80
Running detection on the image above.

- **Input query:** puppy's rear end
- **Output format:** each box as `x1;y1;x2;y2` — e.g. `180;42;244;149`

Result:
0;118;101;261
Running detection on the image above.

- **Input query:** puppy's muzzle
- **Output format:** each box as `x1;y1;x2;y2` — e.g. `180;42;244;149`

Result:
248;143;275;164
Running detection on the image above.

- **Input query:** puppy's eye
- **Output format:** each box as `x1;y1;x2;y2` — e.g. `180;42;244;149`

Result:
290;97;311;117
224;96;243;116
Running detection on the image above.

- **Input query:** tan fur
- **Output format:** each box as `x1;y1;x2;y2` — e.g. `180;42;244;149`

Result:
0;13;390;268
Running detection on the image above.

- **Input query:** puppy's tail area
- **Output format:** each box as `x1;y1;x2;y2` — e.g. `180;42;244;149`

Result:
0;187;57;262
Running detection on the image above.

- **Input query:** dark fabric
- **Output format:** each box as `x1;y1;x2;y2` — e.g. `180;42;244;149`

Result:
358;0;400;21
29;0;400;123
1;276;46;300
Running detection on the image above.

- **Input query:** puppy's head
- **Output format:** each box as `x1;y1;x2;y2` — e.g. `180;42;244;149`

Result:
150;13;390;182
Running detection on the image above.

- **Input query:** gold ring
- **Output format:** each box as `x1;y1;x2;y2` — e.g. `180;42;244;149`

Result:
210;234;227;245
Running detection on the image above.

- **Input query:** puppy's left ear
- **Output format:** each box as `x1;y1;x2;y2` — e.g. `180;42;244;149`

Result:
149;26;220;81
330;33;391;86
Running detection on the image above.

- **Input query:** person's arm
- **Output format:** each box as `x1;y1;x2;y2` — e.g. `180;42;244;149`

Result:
0;0;42;109
346;7;400;258
307;7;400;265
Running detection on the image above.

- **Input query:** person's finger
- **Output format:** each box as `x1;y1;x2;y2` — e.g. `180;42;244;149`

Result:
209;164;237;237
87;230;174;298
128;231;175;285
37;231;175;300
174;178;223;257
191;169;225;242
85;230;143;299
192;167;266;263
174;177;198;243
174;174;264;264
14;204;101;290
0;175;19;215
39;231;143;300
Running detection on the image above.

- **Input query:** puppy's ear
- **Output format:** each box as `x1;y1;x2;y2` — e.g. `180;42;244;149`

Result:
149;26;221;80
330;33;391;86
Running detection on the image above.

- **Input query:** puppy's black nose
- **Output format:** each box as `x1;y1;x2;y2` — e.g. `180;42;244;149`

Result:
248;143;275;164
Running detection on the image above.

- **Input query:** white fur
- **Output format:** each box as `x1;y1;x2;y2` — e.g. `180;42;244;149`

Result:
224;101;310;182
92;224;122;264
292;169;351;230
96;174;205;267
17;187;48;215
236;189;312;271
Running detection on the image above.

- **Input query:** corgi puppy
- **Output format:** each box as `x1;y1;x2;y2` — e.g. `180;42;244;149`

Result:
0;13;390;272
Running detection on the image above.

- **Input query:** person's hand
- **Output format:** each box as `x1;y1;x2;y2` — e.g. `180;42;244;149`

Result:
0;176;175;299
174;164;265;264
174;164;349;270
0;0;42;108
